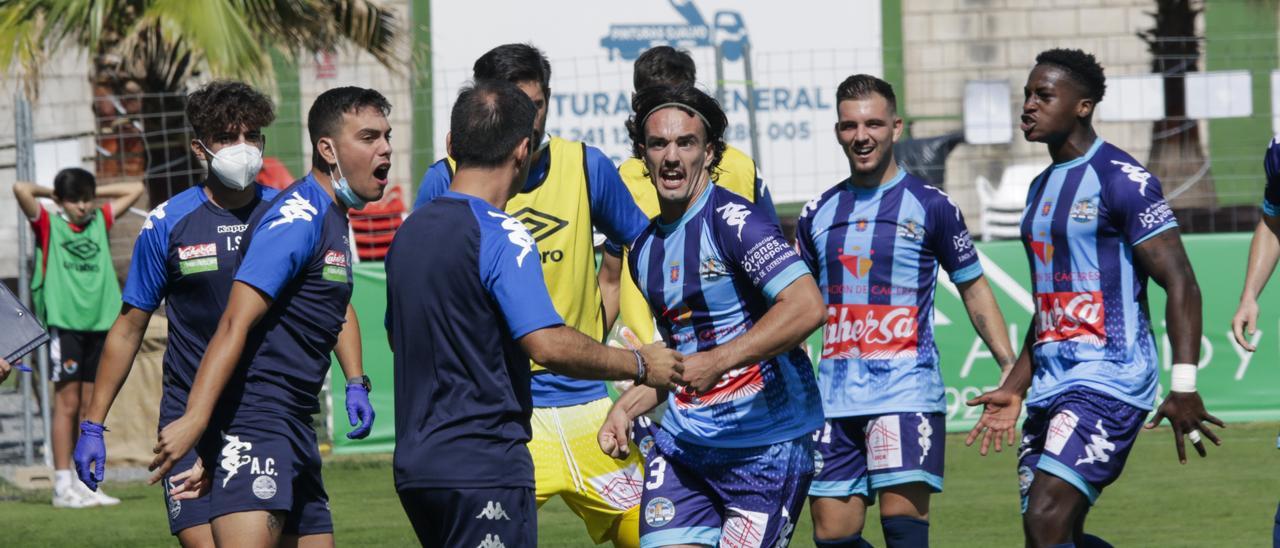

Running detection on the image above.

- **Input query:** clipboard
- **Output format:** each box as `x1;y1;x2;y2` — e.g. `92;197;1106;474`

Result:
0;282;49;363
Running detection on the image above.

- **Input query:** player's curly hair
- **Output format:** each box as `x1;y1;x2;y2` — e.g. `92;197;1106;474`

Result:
1035;48;1106;102
185;81;275;142
626;84;728;176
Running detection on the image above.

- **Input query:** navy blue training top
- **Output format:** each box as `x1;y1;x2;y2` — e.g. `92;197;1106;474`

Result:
386;191;563;490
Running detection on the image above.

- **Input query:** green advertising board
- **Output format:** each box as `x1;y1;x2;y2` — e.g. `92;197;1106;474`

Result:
331;233;1280;453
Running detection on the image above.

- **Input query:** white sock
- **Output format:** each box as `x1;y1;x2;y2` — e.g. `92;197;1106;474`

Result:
54;469;72;494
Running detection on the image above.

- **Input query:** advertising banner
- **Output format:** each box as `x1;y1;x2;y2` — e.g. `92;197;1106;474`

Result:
427;0;884;203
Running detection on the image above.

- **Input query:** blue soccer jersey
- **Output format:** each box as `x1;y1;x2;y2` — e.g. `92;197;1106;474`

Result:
1264;135;1280;217
123;184;277;424
230;175;354;418
414;143;647;408
1020;139;1178;411
386;191;563;490
796;169;982;417
629;185;823;448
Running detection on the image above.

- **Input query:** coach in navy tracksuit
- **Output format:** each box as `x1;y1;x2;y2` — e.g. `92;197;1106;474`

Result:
385;79;685;548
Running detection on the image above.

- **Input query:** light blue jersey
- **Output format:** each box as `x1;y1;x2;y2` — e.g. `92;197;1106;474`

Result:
629;185;823;448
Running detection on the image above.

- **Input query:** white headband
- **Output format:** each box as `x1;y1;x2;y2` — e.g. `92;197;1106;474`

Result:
641;102;711;131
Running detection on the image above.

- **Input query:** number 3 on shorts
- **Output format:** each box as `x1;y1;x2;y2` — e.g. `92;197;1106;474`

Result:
646;456;667;489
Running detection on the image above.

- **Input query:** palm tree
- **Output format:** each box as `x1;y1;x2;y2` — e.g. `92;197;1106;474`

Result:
0;0;401;203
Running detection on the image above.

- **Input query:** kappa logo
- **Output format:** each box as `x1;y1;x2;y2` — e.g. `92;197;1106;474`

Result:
1110;160;1153;196
475;500;511;520
799;197;820;220
268;192;318;229
219;434;253;488
1075;419;1116;466
916;412;933;465
477;534;506;548
509;207;569;242
61;239;101;261
142;201;168;230
716;202;751;240
488;211;535;267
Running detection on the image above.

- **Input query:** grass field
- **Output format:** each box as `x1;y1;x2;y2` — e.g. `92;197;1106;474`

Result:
1;422;1276;546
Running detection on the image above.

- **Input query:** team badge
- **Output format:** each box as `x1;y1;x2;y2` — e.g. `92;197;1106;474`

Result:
1041;201;1053;216
644;497;676;527
1018;465;1034;497
698;257;731;280
252;475;277;500
638;435;655;458
1070;200;1097;223
896;219;924;243
854;218;870;232
669;263;680;283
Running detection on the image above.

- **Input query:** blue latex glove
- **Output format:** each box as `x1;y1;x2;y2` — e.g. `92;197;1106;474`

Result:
345;384;375;439
74;420;107;491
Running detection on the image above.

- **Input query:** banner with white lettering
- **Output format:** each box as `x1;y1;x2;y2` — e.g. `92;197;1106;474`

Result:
429;0;884;203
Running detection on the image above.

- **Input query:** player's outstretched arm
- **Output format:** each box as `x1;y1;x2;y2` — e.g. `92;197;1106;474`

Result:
598;385;665;459
681;275;825;394
77;305;152;490
955;275;1019;454
1233;215;1280;351
334;303;374;440
966;325;1034;456
1134;229;1224;463
519;325;684;390
149;281;272;483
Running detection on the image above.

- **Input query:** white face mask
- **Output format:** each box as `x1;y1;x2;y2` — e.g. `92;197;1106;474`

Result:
200;141;263;191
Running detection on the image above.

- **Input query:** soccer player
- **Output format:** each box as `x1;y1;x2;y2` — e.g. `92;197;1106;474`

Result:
970;48;1221;548
614;45;776;349
387;78;684;548
13;168;145;508
148;86;389;546
413;43;652;547
1229;135;1280;544
597;83;825;548
795;74;1018;548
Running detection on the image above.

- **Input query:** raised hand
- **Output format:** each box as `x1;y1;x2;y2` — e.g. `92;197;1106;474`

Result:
965;388;1023;456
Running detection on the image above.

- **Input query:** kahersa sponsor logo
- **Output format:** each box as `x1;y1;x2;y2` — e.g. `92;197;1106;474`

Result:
177;243;217;261
1034;291;1106;345
324;250;348;267
822;304;919;360
673;363;764;408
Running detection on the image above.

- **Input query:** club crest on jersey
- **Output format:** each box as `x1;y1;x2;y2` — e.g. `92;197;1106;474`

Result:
1040;201;1053;216
698;257;731;280
896;219;924;243
822;304;919;360
854;218;870;232
1070;200;1098;223
1035;291;1106;346
322;250;350;282
268;192;317;229
715;202;751;241
837;255;873;279
669;263;681;282
178;243;219;275
645;497;676;527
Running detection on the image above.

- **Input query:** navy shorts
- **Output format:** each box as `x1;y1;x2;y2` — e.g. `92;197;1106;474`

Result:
206;413;332;535
1018;388;1146;508
638;424;813;548
49;328;105;383
162;440;212;535
809;412;946;498
397;486;536;548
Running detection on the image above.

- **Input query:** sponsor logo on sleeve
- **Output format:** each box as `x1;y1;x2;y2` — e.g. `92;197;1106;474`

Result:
822;304;919;360
866;415;903;470
741;237;798;283
268;192;318;229
1034;291;1106;345
322;250;350;282
487;211;535;267
178;243;219;275
1137;201;1174;229
1045;410;1079;455
715;202;751;240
